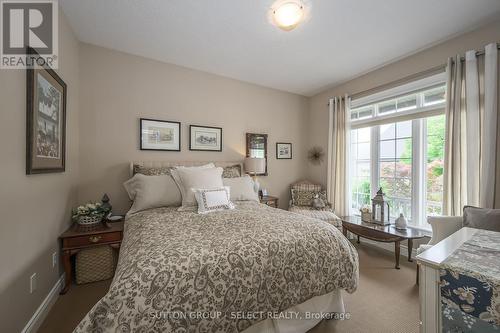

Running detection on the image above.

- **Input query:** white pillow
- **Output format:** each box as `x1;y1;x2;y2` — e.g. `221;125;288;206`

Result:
174;166;224;209
170;163;215;208
193;187;235;214
123;174;181;214
170;163;215;187
223;175;259;202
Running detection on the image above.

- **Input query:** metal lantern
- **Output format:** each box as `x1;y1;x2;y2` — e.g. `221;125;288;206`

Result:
371;188;390;225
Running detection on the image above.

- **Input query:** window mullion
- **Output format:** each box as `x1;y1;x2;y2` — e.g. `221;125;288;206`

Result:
411;119;423;226
421;119;428;225
371;126;379;198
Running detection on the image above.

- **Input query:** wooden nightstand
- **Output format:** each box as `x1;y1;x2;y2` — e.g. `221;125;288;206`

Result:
260;195;279;208
59;221;123;294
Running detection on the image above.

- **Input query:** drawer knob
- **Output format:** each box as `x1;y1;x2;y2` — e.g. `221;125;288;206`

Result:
89;235;102;243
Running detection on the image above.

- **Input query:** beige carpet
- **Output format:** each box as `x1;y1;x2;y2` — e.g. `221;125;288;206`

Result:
38;243;419;333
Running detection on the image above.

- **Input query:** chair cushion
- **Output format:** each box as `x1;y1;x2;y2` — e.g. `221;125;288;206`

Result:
463;206;500;232
289;206;342;227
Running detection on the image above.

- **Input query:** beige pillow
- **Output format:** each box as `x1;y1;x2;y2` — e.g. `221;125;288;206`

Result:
170;163;215;191
174;167;224;209
222;175;259;202
123;174;181;214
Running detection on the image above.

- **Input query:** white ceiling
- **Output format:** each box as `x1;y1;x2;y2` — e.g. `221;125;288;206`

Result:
60;0;500;96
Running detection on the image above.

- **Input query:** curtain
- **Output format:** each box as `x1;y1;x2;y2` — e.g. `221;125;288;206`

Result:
443;43;499;215
327;96;350;216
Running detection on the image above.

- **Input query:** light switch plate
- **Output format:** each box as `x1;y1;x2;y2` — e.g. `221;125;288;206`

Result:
52;252;57;268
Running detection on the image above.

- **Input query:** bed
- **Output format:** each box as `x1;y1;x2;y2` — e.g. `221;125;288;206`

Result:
74;161;359;333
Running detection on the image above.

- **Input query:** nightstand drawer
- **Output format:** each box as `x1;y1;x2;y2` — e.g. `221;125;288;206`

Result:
63;231;122;248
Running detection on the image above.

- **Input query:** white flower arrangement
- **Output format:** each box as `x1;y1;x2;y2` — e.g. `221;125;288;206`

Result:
360;205;372;222
359;205;371;214
72;202;109;220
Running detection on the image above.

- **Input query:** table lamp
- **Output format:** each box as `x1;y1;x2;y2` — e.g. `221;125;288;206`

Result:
244;157;266;195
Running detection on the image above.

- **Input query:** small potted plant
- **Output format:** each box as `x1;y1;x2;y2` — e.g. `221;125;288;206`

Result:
72;202;110;227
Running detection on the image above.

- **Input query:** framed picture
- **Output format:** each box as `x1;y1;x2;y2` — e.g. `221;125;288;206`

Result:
140;118;181;151
189;125;222;151
26;47;67;174
276;142;292;159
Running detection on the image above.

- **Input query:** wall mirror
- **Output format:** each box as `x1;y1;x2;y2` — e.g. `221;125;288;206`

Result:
246;133;268;176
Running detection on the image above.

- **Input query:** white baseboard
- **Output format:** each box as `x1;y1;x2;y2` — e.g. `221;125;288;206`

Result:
22;274;64;333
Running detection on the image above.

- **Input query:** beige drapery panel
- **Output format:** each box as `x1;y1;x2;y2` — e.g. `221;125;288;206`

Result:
327;96;350;217
443;43;499;215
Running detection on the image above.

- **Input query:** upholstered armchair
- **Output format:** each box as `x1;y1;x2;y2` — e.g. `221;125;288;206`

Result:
288;180;342;229
417;205;500;257
416;216;463;256
416;206;500;283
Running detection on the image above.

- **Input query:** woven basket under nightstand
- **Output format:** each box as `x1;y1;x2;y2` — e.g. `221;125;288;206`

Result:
76;245;117;284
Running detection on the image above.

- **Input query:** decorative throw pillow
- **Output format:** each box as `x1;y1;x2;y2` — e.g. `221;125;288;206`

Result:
222;175;259;202
222;165;242;178
193;187;235;214
463;206;500;232
123;174;182;214
292;189;329;207
173;166;224;210
291;189;315;206
170;163;215;208
133;165;173;176
312;195;326;210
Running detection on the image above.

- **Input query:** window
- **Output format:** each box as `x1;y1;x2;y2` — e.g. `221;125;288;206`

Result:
349;83;446;229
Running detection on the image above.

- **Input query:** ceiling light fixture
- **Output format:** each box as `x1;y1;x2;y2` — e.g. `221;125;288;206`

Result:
271;0;305;31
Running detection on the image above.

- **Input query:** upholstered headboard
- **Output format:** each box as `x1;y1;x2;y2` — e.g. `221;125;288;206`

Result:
129;161;244;177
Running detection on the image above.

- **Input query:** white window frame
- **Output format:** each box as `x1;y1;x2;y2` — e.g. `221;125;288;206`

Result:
349;75;446;229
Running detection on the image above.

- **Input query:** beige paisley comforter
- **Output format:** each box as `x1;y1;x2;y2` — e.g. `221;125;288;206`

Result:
75;202;359;333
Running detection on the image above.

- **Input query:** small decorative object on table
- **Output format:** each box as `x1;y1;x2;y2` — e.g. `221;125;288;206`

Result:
395;213;407;230
72;197;111;231
360;205;372;222
371;187;390;225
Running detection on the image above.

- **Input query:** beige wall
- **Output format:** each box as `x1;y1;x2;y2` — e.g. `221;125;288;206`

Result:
78;44;309;212
307;19;500;186
0;10;80;333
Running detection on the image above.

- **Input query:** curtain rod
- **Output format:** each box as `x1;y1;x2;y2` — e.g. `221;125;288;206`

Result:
458;42;500;61
327;42;500;106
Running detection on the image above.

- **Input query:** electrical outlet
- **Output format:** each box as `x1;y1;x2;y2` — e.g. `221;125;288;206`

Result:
30;273;37;293
52;252;57;268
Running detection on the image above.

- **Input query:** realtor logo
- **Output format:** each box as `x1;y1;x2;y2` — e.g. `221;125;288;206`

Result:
1;0;58;69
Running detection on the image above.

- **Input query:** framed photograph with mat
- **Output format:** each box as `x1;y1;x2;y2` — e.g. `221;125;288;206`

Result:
189;125;222;151
26;47;67;174
276;142;292;159
140;118;181;151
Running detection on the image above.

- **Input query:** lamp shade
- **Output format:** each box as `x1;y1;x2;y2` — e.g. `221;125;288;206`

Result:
245;157;266;174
